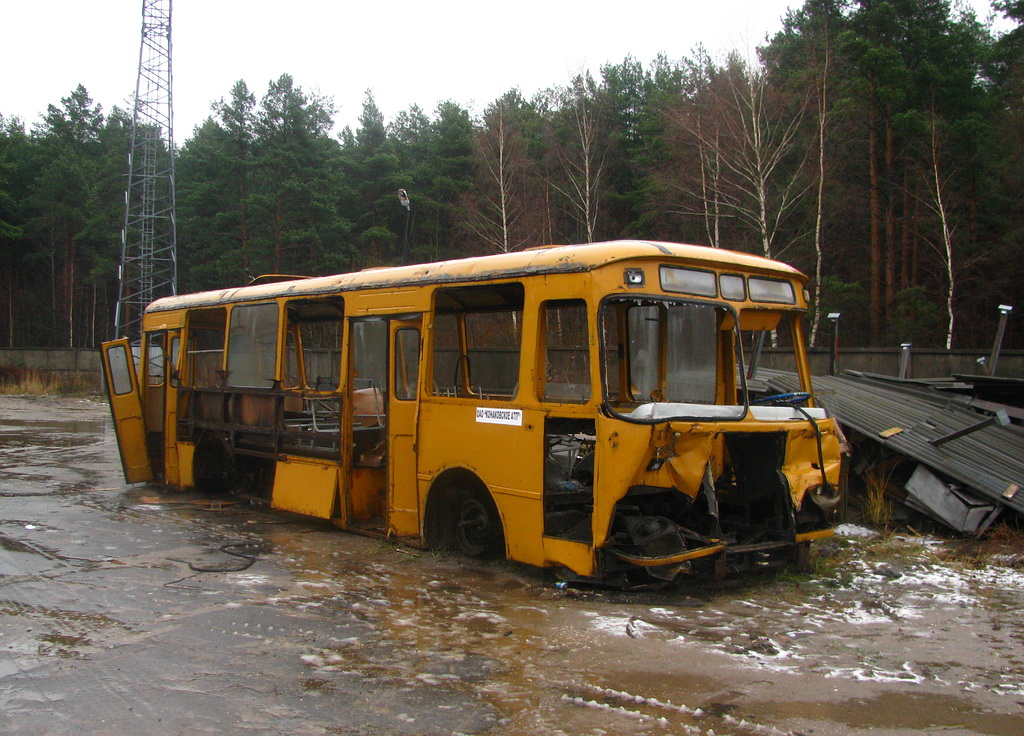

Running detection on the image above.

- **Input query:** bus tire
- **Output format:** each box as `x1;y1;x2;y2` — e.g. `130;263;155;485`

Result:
424;472;505;559
455;491;503;558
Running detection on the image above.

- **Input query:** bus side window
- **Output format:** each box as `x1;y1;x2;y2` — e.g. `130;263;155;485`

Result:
394;328;420;401
351;320;388;425
431;314;460;397
186;307;226;388
146;333;164;386
431;283;524;400
284;299;344;392
226;303;279;389
301;320;343;391
543;300;591;404
283;329;301;390
464;310;521;398
169;336;180;387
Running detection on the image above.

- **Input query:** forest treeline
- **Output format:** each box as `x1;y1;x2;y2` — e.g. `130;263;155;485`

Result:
1;0;1022;350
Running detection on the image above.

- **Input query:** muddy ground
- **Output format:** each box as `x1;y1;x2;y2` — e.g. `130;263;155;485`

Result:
1;395;1023;736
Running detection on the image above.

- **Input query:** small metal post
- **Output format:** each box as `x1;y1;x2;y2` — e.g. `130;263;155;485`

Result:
827;312;841;376
988;305;1013;376
898;343;912;379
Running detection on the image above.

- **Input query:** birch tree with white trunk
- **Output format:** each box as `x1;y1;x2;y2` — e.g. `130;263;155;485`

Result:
923;107;957;349
468;100;525;253
550;75;606;244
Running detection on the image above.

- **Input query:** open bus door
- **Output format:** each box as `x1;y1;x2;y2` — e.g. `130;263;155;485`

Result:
388;317;422;539
101;338;153;483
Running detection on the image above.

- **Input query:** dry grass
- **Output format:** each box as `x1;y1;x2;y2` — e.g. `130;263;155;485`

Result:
987;523;1024;548
863;468;895;528
0;365;97;395
942;523;1024;569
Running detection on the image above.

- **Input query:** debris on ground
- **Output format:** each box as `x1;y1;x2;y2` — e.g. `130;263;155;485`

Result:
759;369;1023;535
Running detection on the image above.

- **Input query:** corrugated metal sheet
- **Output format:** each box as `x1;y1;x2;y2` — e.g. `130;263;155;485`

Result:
757;369;1024;516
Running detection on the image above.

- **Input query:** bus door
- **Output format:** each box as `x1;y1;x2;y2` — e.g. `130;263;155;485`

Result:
162;331;182;484
101;338;153;483
143;331;182;483
346;319;390;529
388;317;422;539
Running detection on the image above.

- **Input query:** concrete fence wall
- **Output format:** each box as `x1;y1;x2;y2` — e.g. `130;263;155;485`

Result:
0;348;103;373
760;348;1024;379
2;346;1022;380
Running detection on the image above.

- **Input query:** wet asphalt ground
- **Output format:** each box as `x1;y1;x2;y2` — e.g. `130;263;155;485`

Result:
2;395;1023;736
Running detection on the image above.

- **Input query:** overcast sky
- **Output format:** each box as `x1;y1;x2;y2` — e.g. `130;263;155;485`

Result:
2;0;1006;142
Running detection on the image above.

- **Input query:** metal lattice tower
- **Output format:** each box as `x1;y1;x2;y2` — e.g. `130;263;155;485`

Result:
115;0;177;342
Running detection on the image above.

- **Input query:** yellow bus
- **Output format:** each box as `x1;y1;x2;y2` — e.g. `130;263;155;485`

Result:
102;240;842;587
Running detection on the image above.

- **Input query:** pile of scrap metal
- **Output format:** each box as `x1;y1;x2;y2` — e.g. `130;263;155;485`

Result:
757;369;1024;535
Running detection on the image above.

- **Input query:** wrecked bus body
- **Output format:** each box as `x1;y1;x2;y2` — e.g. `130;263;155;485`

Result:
102;240;842;587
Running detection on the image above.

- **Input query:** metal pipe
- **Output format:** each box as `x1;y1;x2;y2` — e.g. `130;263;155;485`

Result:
988;305;1013;376
929;409;1010;446
827;313;841;376
898;343;912;379
747;330;766;380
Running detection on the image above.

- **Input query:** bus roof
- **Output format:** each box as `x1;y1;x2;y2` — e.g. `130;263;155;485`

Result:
146;240;805;314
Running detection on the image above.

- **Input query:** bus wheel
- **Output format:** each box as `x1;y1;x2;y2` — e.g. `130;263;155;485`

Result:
456;493;503;558
424;476;505;559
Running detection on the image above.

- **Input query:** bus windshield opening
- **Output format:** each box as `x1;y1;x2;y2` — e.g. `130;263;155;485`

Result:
600;297;746;422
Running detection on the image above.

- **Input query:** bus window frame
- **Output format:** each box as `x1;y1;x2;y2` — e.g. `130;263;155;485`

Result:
429;282;525;402
598;293;750;425
540;298;593;406
225;301;281;390
284;298;345;394
183;306;228;388
394;326;420;402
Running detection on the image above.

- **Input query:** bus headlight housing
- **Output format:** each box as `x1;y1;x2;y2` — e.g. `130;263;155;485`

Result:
808;482;841;513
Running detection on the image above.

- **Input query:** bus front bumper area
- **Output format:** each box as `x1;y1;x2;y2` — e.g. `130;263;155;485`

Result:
602;526;835;584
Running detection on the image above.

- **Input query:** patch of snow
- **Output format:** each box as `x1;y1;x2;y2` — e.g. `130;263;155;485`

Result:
826;661;924;684
453;610;507;625
586;613;632;636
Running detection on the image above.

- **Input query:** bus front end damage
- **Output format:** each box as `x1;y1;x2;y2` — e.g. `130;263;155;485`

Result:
586;289;843;588
598;411;842;586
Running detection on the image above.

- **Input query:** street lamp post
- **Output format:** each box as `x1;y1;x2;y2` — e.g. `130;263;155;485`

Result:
398;189;411;265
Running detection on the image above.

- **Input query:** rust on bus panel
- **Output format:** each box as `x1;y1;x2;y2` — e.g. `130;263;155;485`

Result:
103;240;842;588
